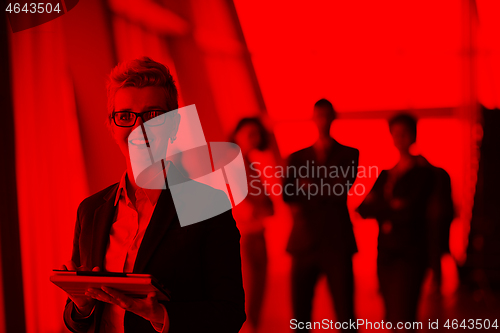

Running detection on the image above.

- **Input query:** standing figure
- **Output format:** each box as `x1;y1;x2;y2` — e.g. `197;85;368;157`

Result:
357;114;434;331
283;99;358;332
232;118;274;333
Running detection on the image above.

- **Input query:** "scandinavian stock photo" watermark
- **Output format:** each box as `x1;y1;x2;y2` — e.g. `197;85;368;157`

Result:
248;161;379;199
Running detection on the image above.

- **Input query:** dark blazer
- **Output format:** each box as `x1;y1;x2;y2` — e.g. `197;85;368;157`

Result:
357;165;434;264
283;140;359;256
425;165;454;255
63;172;246;333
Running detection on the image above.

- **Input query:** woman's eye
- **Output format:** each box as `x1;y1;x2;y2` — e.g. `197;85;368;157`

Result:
147;111;165;120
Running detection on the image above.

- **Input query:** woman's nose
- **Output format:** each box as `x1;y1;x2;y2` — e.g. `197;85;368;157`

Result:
133;116;144;130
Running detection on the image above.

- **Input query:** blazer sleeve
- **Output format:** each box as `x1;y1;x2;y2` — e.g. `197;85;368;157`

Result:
357;171;390;220
163;205;246;333
63;203;95;333
282;152;307;204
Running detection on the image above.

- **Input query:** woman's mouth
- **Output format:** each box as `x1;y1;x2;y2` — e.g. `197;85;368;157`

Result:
129;138;153;146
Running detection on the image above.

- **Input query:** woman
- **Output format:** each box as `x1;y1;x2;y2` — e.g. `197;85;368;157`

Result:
61;57;245;333
357;114;434;331
232;118;274;333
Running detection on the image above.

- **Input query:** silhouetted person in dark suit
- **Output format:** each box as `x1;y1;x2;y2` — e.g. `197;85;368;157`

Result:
357;114;434;332
283;99;358;332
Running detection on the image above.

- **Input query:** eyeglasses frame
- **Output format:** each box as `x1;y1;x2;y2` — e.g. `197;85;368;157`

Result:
111;109;173;128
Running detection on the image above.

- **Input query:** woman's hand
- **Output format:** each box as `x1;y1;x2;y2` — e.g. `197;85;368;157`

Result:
85;287;166;325
60;261;99;317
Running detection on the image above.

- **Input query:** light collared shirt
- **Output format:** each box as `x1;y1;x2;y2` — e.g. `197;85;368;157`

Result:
99;171;167;333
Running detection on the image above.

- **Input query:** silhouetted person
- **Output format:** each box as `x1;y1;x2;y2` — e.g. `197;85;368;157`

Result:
357;114;434;332
283;99;358;332
232;118;274;333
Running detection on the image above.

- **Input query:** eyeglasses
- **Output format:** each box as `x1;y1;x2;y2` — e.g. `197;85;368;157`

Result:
112;110;171;127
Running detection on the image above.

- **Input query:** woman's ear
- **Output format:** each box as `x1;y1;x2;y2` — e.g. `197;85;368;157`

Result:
171;112;181;139
105;117;115;136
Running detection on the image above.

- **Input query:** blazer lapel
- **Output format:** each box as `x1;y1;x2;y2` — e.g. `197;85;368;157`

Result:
90;184;119;270
133;188;177;273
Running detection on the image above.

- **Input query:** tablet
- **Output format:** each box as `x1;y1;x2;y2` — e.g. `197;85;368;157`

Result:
50;270;170;301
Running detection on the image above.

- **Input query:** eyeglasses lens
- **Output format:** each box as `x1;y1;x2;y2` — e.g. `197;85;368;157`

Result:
144;111;166;126
115;112;136;126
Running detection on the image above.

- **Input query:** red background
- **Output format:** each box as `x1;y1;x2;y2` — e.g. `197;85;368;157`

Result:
4;0;500;332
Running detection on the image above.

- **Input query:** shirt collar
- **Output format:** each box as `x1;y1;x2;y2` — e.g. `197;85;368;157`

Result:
114;172;128;206
114;171;164;207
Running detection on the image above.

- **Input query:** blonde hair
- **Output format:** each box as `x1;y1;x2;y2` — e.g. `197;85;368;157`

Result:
106;57;178;124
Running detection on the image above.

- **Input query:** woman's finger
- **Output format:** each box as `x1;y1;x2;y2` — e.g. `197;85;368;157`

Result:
146;292;157;303
101;286;123;298
98;287;133;310
65;261;77;271
86;289;118;305
101;287;133;309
